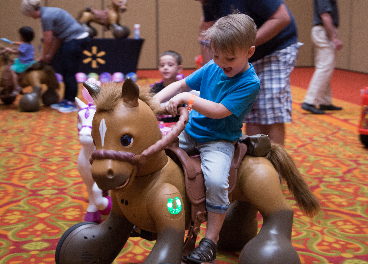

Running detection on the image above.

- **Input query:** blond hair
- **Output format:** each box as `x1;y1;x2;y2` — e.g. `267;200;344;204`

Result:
21;0;41;16
203;13;257;55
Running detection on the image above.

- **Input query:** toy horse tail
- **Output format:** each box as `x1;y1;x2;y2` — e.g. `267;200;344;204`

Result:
266;143;320;218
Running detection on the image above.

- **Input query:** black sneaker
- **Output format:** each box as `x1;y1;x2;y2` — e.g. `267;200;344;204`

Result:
319;104;343;111
301;103;325;114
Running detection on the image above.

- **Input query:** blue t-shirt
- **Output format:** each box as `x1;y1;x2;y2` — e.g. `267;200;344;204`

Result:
185;60;260;143
202;0;298;62
41;7;86;42
18;43;34;64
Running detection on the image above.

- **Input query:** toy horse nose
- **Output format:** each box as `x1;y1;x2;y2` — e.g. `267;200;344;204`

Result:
91;159;134;191
107;169;114;179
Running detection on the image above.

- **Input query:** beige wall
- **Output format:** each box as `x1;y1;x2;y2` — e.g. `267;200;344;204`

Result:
1;0;367;73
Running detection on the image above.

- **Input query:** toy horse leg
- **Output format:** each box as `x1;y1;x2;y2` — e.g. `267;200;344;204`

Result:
236;156;301;264
218;201;258;252
238;210;300;264
79;169;98;214
143;183;186;264
144;228;185;264
0;65;17;105
55;196;133;264
78;147;100;221
92;182;111;213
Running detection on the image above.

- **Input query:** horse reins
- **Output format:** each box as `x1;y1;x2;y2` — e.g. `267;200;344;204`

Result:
77;104;96;132
89;107;189;171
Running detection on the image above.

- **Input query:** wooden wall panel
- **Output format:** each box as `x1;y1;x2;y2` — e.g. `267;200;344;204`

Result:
157;0;203;69
116;0;157;69
349;0;368;73
335;0;353;70
284;0;314;67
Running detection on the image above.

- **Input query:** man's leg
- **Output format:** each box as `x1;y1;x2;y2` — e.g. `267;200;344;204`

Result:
304;26;336;106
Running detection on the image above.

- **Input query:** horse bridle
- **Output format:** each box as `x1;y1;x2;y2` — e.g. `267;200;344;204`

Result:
77;103;96;132
89;107;189;170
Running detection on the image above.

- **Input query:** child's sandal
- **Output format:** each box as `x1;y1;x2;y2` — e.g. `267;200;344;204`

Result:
184;238;217;264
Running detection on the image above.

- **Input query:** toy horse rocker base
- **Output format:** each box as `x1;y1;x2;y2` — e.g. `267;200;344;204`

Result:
55;79;320;264
77;0;130;39
0;47;60;111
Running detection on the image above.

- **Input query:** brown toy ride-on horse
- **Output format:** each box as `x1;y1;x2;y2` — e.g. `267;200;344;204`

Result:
77;0;130;39
55;79;320;264
0;48;60;112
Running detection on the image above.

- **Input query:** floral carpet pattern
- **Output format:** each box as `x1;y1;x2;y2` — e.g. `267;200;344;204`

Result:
0;80;368;264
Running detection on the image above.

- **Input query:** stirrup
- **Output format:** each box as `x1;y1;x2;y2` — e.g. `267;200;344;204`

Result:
184;238;217;264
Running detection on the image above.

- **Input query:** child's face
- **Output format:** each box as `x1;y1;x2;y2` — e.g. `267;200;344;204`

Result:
213;46;255;78
159;55;182;82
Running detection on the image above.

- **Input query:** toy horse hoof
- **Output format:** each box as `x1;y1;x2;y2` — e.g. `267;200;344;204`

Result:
19;93;40;112
112;24;130;38
84;211;101;223
42;88;60;106
0;91;17;105
99;196;112;215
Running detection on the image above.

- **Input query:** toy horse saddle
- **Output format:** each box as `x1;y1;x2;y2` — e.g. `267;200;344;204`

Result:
164;134;271;254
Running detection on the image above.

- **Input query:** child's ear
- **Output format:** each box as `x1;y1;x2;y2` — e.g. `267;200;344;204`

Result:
178;65;183;73
247;46;255;59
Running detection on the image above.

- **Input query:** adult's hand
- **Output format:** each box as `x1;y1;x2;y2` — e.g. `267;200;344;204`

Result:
39;54;52;64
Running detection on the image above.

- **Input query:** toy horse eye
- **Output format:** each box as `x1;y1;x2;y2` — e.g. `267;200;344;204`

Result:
120;135;132;146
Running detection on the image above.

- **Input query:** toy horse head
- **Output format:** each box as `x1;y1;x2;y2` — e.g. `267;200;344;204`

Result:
84;79;172;191
76;97;96;146
112;0;127;13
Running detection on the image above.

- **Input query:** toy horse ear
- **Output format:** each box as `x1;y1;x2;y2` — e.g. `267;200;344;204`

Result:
83;81;100;99
75;97;87;109
121;78;139;107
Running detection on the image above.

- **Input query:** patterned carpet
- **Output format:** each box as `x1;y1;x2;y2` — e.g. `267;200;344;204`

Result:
0;76;368;264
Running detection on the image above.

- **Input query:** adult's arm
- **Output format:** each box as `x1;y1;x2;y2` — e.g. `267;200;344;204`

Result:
2;47;18;54
41;31;61;63
320;12;343;50
254;4;291;47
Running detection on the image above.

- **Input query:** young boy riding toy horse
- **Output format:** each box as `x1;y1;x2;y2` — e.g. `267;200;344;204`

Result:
154;13;260;264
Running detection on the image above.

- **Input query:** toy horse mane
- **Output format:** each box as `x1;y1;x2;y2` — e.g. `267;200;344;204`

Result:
90;80;162;114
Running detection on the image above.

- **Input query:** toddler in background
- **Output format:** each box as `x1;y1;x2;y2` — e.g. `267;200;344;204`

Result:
151;50;184;123
151;50;184;94
1;26;36;91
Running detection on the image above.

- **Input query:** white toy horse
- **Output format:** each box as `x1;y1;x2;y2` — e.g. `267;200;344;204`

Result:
75;78;111;223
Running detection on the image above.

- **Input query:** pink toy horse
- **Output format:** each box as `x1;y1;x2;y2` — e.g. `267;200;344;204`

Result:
75;78;111;223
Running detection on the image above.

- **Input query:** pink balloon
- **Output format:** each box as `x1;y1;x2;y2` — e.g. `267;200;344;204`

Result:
82;87;94;103
87;78;101;86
